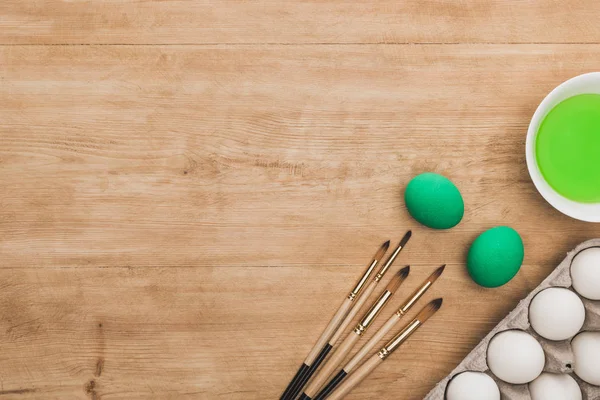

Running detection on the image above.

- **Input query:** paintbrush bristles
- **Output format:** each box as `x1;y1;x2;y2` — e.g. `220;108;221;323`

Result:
428;264;446;283
374;240;391;262
385;266;410;293
416;298;443;323
398;265;410;280
399;230;412;248
379;232;412;273
373;240;390;262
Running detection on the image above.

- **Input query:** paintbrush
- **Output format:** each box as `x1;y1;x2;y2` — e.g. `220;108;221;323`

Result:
314;265;445;400
298;266;410;400
286;231;412;399
279;240;390;400
325;298;443;400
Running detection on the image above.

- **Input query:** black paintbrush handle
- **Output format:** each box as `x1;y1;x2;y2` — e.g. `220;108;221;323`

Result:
280;364;310;400
298;394;311;400
314;369;347;400
289;344;333;400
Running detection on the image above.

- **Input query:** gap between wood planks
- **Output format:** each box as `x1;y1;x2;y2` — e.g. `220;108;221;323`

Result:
1;42;600;46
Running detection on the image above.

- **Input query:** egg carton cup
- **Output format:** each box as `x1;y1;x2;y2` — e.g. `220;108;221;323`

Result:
425;239;600;400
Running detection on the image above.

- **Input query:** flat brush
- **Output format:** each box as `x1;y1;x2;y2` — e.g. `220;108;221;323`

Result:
289;231;411;399
314;265;445;400
326;298;443;400
298;266;410;400
279;240;390;400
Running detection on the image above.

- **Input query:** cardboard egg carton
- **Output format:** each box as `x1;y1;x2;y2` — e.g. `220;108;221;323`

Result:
425;239;600;400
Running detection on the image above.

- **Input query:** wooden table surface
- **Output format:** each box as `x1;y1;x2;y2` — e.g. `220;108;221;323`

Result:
2;2;600;399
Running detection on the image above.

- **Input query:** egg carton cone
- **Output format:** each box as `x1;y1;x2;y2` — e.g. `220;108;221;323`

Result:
424;239;600;400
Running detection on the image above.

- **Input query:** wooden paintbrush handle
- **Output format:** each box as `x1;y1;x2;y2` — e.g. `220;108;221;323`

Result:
329;280;377;344
303;332;361;397
326;354;382;400
305;297;353;365
344;312;398;373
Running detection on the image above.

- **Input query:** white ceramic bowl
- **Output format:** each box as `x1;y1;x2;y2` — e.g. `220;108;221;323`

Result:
526;72;600;222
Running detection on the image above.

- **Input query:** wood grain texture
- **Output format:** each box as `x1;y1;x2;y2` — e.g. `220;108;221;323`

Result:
0;264;559;399
2;36;600;400
2;1;600;45
2;45;600;271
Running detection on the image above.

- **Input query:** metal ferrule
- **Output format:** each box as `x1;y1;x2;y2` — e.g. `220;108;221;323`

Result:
348;260;378;301
397;281;432;314
353;324;366;335
374;245;403;282
378;319;421;359
354;290;392;335
377;347;389;359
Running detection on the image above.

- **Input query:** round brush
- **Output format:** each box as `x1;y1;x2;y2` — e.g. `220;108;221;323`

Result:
314;265;445;400
326;298;444;400
284;231;411;400
298;266;410;400
279;240;390;400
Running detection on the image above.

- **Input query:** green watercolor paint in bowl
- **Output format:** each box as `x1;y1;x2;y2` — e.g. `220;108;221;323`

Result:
536;94;600;203
526;73;600;222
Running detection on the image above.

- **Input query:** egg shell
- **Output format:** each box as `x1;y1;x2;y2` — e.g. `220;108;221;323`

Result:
528;288;585;341
529;373;582;400
404;173;464;229
570;247;600;300
446;371;500;400
467;226;524;288
486;330;545;384
572;331;600;385
425;238;600;400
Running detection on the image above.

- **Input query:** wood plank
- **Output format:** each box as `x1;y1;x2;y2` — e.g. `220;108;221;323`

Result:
3;1;600;45
2;44;600;271
0;264;551;399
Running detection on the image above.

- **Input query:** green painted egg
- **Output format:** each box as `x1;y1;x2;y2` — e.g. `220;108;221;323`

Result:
467;226;524;288
404;173;464;229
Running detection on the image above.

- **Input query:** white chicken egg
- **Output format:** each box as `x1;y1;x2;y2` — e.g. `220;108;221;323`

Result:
487;330;545;384
571;247;600;300
572;331;600;385
529;373;582;400
446;371;500;400
529;287;585;340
